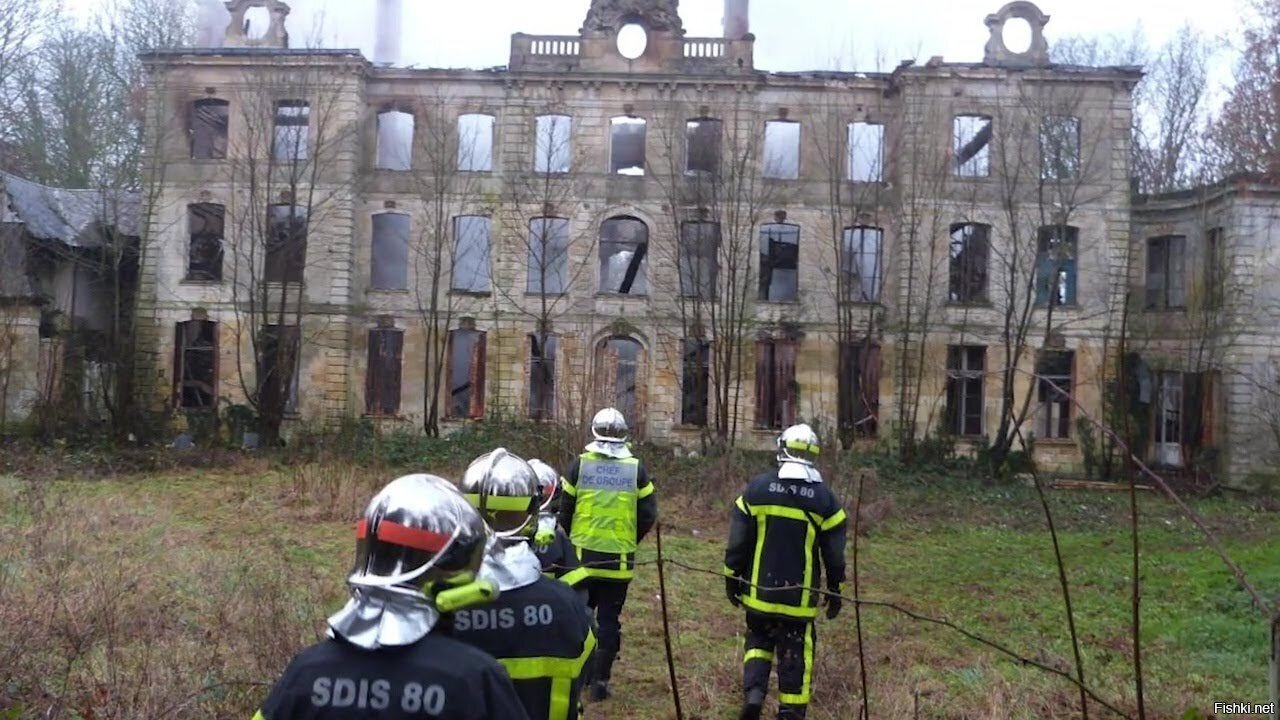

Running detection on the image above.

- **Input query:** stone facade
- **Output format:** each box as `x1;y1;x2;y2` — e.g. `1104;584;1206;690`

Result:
134;0;1280;484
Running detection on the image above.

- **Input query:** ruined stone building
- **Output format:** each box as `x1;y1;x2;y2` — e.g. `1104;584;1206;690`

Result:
9;0;1246;485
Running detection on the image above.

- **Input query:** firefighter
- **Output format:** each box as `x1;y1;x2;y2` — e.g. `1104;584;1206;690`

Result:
528;458;587;591
251;473;530;720
452;448;597;720
723;424;848;720
558;408;657;701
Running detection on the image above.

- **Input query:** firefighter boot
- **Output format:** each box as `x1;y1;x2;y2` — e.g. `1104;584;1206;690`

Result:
738;688;765;720
777;704;807;720
590;680;611;701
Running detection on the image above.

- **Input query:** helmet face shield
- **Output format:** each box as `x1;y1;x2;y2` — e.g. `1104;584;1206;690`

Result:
460;448;542;539
591;407;629;442
527;459;560;512
776;423;821;466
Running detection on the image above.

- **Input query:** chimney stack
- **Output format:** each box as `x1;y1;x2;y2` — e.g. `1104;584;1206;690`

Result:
373;0;403;66
723;0;749;39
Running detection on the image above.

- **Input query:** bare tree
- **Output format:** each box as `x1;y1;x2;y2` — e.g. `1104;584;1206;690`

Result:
1208;0;1280;178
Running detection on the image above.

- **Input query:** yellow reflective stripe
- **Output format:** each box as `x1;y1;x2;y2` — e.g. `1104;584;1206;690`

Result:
741;594;818;619
820;508;847;531
580;566;633;580
462;494;535;512
784;439;819;455
562;482;578;497
800;521;815;608
549;677;571;720
749;513;767;603
778;624;815;705
251;712;267;720
735;496;749;515
744;648;774;663
500;629;597;680
749;504;825;526
722;565;737;577
559;566;589;586
637;482;655;499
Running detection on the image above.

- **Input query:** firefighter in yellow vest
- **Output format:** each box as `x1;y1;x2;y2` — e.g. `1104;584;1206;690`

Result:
724;424;848;720
451;448;596;720
557;408;657;701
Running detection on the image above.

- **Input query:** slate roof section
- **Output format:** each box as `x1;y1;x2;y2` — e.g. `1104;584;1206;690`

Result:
0;223;36;300
0;172;141;246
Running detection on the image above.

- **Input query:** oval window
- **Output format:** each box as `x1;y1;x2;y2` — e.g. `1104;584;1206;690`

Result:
616;23;648;60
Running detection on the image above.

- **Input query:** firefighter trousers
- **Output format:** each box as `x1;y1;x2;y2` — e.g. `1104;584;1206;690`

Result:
583;578;630;682
743;611;815;718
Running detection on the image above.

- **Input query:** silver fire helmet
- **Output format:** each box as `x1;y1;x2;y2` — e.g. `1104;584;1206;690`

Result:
527;458;561;511
459;448;541;539
776;423;821;467
591;407;629;442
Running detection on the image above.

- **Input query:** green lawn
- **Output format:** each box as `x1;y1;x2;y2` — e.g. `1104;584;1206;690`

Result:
0;465;1275;719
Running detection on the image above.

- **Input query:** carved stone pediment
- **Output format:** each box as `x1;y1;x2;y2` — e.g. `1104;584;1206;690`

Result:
582;0;684;34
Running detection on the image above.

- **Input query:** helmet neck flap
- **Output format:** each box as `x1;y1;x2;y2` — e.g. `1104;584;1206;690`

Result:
327;585;439;651
585;439;633;459
478;536;543;592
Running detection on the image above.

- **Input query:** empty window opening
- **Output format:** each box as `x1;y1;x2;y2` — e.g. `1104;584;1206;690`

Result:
1041;115;1080;180
527;217;570;294
1036;350;1073;440
1003;17;1033;53
953;115;992;177
187;203;224;281
265;204;308;283
595;336;642;425
841;226;882;303
1035;225;1078;307
609;116;646;176
243;6;270;39
452;215;492;293
534;114;572;173
686;118;722;175
838;341;880;438
763;120;800;179
1146;235;1186;309
376;109;415;171
528;334;557;420
616;22;648;59
599;216;649;295
681;338;710;426
755;337;798;429
679;221;719;299
447;328;487;419
273;100;309;161
758;223;800;302
371;212;410;291
1205;228;1225;310
949;222;990;304
847;122;884;182
457;113;495;172
257;325;300;414
365;327;403;416
173;319;217;409
945;345;985;436
189;98;229;160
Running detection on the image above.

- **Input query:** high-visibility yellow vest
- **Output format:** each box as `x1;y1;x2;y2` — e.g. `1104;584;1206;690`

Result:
569;454;640;555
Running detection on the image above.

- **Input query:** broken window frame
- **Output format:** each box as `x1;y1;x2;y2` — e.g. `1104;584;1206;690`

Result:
598;216;649;296
257;324;301;415
595;336;642;426
1205;227;1225;310
953;115;992;178
365;326;404;417
754;337;798;429
846;121;884;182
534;114;572;174
945;345;985;436
370;212;410;291
841;226;882;303
457;113;495;172
609;115;647;176
172;319;217;409
526;216;570;294
264;204;308;283
681;337;711;426
273;99;310;162
1145;235;1186;309
763;119;801;180
838;341;880;438
186;203;225;282
1040;115;1081;181
452;215;492;293
1035;350;1073;440
685;117;722;175
189;98;229;160
528;333;557;421
447;328;487;419
375;108;415;171
948;222;990;304
679;221;720;299
1034;225;1078;307
758;223;800;303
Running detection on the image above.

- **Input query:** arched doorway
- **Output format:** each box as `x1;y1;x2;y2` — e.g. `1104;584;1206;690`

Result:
594;336;645;438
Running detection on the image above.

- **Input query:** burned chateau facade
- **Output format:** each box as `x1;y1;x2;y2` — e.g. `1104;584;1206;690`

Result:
5;0;1278;487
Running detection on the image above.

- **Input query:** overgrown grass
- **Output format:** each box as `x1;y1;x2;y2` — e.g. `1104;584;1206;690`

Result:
0;454;1276;719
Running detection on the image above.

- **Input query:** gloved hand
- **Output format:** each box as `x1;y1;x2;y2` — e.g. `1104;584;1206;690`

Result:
725;576;743;607
824;593;842;619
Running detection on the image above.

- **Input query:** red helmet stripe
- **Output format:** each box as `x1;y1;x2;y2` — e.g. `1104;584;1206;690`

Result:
355;518;369;538
374;520;451;552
